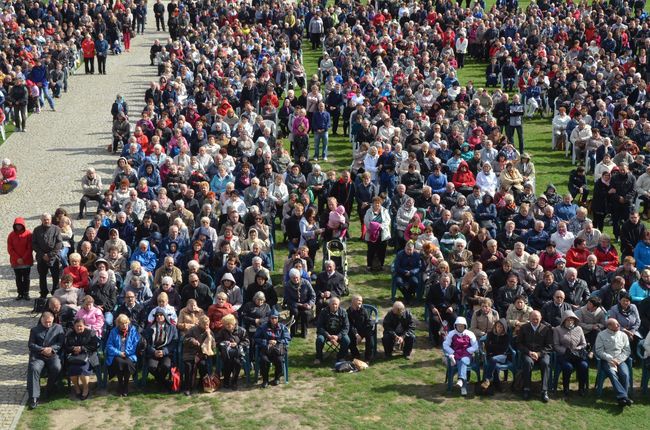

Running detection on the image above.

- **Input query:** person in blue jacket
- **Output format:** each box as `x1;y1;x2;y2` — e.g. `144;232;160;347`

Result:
394;241;422;304
254;309;291;387
138;161;162;194
130;240;158;273
427;164;448;194
95;33;109;74
28;58;55;111
634;231;650;271
106;314;141;396
554;194;579;221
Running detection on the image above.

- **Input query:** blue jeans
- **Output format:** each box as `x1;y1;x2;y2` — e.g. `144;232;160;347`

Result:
313;131;329;159
557;354;589;389
39;86;55;110
455;356;471;381
316;334;350;360
379;172;397;200
2;179;18;193
483;354;507;381
602;361;630;399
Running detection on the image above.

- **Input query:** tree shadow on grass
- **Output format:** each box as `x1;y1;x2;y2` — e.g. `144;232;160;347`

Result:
372;383;445;404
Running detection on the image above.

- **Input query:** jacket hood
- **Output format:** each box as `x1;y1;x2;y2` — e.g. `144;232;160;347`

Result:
458;160;469;170
221;272;236;284
13;217;27;230
454;316;468;330
560;310;579;326
493;318;508;335
545;183;557;193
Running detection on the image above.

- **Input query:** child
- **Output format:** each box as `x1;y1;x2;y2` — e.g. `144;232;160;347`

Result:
328;205;347;238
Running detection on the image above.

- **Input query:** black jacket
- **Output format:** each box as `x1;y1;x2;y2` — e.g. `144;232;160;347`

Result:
559;279;590;307
64;328;100;367
314;271;347;298
577;265;607;292
516;321;553;355
316;307;349;338
347;305;373;339
89;281;117;312
244;282;278;307
28;322;65;359
113;302;146;331
541;301;572;327
180;283;213;312
620;220;646;257
383;309;416;337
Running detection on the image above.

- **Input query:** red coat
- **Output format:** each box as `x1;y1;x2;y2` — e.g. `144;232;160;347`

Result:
452;161;476;189
7;218;33;267
593;245;619;273
565;247;590;269
82;39;95;59
63;265;90;292
539;250;563;272
208;302;236;331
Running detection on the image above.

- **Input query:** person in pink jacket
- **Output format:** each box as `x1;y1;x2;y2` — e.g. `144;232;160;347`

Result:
76;296;105;338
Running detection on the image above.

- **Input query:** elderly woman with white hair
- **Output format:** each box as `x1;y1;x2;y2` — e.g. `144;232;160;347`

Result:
283;268;316;337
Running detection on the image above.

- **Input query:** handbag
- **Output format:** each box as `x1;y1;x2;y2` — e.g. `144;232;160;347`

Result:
202;372;220;393
66;352;88;365
170;367;181;393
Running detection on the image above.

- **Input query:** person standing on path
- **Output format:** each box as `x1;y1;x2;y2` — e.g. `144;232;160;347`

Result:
9;77;28;131
7;217;33;300
154;0;166;31
82;34;96;74
95;33;109;75
32;213;63;298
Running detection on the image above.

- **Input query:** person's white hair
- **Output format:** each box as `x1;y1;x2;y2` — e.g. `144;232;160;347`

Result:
187;260;200;270
455;238;466;247
161;276;173;285
289;268;301;279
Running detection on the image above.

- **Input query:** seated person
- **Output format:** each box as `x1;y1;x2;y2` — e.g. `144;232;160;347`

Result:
481;318;510;391
113;291;146;332
393;242;422;304
283;268;316;338
314;260;347;315
531;271;558;310
89;270;117;326
244;271;278;307
559;267;590;310
443;316;479;396
506;295;533;337
240;292;272;338
149;276;182;313
143;309;178;389
180;272;213;313
553;310;589;396
75;295;105;338
53;274;85;311
26;312;64;410
207;292;236;332
181;315;215;396
242;256;271;293
215;314;249;390
314;297;350;365
595;318;633;407
541;290;573;327
576;296;607;348
426;273;460;346
608;292;642;348
254;309;291;388
577;254;607;293
177;299;206;335
216;272;244;311
516;310;553;402
347;294;374;362
64;318;100;400
382;301;416;360
470;298;499;338
105;314;141;396
147;292;179;326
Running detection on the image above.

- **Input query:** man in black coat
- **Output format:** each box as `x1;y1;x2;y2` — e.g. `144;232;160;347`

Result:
610;163;637;241
314;260;347;316
314;297;350;364
516;310;553;402
620;212;646;258
558;268;590;310
347;295;375;361
27;312;65;409
577;255;607;292
382;301;416;359
113;290;147;331
180;273;213;312
541;290;572;327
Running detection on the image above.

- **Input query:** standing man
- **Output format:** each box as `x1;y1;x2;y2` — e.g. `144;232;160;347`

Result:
7;217;33;300
312;102;330;161
516;310;553;402
154;0;166;32
81;34;95;74
610;163;637;242
325;83;343;135
32;213;63;298
507;94;525;154
95;33;109;75
9;77;28;132
308;11;324;50
26;312;64;410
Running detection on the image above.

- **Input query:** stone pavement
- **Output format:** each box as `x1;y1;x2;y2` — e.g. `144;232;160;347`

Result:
0;18;161;430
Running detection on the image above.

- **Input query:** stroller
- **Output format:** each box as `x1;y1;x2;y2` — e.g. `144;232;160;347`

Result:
324;238;349;294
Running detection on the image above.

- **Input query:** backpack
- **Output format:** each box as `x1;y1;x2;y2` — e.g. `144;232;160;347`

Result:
32;297;48;315
170;367;181;393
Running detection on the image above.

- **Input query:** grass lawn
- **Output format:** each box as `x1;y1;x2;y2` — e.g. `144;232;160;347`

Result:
18;21;650;430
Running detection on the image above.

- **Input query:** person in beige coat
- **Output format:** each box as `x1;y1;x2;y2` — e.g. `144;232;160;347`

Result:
470;298;499;338
177;299;206;334
506;295;532;336
576;296;607;348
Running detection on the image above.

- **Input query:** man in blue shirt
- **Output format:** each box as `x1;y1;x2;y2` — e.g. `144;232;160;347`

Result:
312;102;331;161
95;33;109;75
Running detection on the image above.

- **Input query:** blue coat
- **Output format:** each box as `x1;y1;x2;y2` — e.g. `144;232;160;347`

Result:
254;322;291;347
394;250;421;277
554;202;578;221
634;241;650;270
131;240;158;272
105;325;140;366
427;173;448;194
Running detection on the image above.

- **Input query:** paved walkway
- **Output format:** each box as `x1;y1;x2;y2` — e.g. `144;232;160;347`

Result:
0;19;161;430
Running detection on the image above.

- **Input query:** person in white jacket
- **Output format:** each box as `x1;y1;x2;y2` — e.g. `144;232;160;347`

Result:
476;162;499;196
443;316;478;396
569;120;593;162
363;146;380;182
455;32;468;68
634;165;650;218
552;107;571;150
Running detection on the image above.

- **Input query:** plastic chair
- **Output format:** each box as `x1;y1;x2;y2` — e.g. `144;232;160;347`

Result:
636;343;649;395
445;352;482;392
253;343;289;384
480;339;517;384
594;355;633;397
363;304;379;357
513;350;556;392
550;353;589;393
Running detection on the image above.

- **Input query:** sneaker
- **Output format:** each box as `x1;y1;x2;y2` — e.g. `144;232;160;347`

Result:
323;157;328;161
460;386;468;396
313;157;318;161
456;379;463;388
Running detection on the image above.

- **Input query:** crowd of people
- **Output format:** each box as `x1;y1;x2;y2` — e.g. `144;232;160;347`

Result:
12;0;650;414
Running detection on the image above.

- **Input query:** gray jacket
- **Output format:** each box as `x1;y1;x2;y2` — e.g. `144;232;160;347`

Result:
32;224;63;261
595;328;630;363
81;174;103;197
553;311;587;355
28;322;64;360
576;304;606;334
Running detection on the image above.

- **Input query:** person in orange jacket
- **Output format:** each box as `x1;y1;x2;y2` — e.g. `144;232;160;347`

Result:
7;218;33;300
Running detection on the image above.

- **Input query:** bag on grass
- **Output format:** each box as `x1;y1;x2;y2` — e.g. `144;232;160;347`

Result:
202;373;220;393
170;367;181;393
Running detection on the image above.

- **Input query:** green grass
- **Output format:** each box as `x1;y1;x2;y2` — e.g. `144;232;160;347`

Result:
17;16;650;430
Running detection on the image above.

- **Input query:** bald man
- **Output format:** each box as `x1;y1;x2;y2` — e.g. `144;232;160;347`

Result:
516;310;553;402
595;318;633;406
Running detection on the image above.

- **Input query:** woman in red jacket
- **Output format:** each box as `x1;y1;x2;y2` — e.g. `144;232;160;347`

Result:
452;160;476;196
7;218;33;300
593;235;619;273
565;238;591;269
63;253;90;292
81;34;96;74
